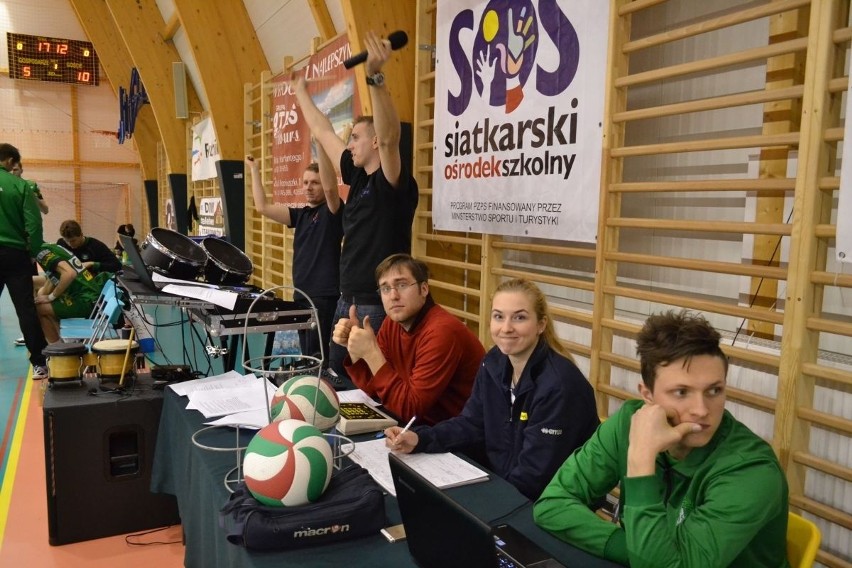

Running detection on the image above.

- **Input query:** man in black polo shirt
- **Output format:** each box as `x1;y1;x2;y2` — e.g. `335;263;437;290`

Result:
295;31;419;383
246;149;343;369
56;219;121;275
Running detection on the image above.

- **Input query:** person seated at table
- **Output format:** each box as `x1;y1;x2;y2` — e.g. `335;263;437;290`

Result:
113;223;138;263
56;219;121;274
385;278;599;500
533;310;789;567
34;242;111;343
332;254;485;426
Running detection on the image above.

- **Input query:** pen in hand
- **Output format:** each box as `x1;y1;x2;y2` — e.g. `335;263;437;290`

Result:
391;415;416;447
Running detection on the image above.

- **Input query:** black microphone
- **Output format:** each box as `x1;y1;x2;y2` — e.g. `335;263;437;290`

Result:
343;31;409;69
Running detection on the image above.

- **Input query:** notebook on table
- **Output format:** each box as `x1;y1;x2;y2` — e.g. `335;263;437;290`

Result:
388;452;567;568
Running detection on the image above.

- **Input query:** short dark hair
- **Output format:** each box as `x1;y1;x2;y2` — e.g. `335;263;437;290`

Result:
0;143;22;165
59;219;83;239
304;162;319;174
117;223;135;237
635;310;728;390
375;254;429;284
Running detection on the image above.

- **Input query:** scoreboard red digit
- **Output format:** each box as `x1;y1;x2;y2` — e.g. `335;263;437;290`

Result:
7;32;99;86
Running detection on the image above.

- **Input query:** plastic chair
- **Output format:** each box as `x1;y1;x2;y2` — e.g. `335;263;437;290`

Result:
85;296;125;347
60;279;122;341
787;512;821;568
60;295;125;347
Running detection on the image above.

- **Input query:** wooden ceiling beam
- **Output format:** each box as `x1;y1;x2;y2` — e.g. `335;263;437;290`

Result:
172;0;269;160
163;13;181;42
341;0;417;121
67;0;158;180
308;0;337;41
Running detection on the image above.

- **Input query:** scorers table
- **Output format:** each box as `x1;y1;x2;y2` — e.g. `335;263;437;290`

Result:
151;388;622;568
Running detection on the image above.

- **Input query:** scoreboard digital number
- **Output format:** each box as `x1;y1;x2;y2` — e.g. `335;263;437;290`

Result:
6;33;99;86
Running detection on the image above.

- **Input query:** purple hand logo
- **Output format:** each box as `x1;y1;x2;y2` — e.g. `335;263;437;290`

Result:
447;0;579;116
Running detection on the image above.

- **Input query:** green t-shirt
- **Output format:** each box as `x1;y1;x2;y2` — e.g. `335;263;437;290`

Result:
36;243;108;305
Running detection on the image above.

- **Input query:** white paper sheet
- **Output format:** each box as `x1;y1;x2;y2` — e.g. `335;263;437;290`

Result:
168;369;247;396
337;389;382;407
204;408;270;429
186;381;276;418
343;438;489;496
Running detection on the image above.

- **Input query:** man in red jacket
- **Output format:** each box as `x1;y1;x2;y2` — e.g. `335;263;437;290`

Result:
332;254;485;425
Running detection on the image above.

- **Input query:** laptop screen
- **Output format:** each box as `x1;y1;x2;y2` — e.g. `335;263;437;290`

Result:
389;452;499;568
119;233;158;290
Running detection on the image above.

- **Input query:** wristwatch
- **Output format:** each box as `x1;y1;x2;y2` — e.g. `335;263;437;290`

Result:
366;72;385;87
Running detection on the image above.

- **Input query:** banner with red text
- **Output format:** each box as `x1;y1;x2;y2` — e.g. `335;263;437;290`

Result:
271;34;359;205
433;0;609;242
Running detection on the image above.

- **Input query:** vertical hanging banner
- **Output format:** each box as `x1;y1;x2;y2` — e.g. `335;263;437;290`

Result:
191;117;221;181
198;197;225;236
433;0;609;242
836;80;852;264
271;34;360;204
164;198;177;231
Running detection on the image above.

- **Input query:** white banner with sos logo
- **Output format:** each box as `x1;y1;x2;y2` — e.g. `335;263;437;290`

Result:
433;0;609;242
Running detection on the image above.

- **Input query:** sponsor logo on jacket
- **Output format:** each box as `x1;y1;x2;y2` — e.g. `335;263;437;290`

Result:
540;427;562;435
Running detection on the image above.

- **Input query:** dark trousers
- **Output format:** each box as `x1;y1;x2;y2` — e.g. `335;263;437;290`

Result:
0;247;47;366
295;295;337;367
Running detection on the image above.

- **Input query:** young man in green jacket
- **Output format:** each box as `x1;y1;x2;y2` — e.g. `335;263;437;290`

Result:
534;310;790;567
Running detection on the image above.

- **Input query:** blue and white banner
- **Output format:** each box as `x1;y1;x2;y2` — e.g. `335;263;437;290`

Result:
433;0;609;242
191;117;221;182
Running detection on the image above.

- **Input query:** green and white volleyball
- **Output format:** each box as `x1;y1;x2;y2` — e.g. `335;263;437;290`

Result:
242;419;333;507
269;375;340;431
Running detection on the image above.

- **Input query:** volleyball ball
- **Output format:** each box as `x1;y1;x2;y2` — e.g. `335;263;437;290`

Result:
270;375;340;431
243;419;333;507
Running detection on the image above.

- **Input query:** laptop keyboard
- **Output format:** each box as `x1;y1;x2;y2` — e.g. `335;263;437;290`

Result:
496;548;521;568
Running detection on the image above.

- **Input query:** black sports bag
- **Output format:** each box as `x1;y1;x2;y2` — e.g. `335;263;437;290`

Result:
220;464;386;550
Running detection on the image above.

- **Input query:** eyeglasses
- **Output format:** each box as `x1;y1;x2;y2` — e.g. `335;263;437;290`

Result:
378;281;420;296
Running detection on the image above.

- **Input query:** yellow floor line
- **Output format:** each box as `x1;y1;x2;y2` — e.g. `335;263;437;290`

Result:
0;369;36;554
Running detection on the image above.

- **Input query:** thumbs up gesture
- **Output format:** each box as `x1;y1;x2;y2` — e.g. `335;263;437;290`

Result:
331;304;358;347
347;306;378;363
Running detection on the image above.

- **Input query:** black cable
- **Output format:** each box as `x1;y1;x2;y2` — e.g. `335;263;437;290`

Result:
124;525;182;546
487;499;533;526
730;206;794;347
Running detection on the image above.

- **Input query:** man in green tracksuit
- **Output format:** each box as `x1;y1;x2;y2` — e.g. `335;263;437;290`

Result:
534;310;789;567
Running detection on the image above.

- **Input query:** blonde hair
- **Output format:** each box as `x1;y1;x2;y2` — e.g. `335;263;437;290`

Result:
493;278;574;362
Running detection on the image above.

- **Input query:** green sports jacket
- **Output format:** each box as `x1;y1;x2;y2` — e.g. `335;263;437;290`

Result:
0;168;43;256
534;399;790;567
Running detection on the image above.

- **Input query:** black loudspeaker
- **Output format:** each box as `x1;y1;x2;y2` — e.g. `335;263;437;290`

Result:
43;379;180;545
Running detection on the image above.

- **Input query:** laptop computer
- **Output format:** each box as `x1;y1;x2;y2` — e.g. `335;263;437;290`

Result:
118;233;161;290
389;453;566;568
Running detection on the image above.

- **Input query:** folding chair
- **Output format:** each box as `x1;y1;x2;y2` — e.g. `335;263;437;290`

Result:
60;279;123;341
84;295;126;348
60;294;126;347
